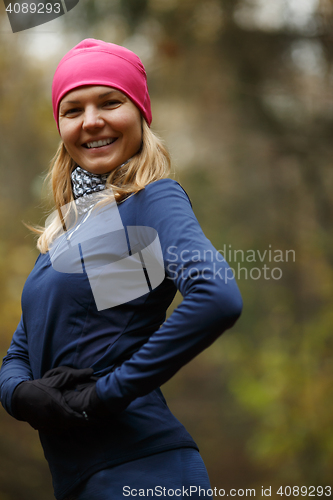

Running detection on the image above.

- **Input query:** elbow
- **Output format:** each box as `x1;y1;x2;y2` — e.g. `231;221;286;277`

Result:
214;282;243;331
230;285;243;318
226;293;243;328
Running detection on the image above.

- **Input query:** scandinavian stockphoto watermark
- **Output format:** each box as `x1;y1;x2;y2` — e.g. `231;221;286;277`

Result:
3;0;79;33
47;187;294;311
166;245;295;282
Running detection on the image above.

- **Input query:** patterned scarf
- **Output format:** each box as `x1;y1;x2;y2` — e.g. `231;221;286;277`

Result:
71;165;109;200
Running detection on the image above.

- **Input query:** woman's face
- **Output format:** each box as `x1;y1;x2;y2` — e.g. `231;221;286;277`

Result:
58;85;142;175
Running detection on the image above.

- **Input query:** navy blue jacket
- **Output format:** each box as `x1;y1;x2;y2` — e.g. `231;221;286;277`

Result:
0;179;242;499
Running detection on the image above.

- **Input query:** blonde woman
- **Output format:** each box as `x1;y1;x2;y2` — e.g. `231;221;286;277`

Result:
0;39;242;500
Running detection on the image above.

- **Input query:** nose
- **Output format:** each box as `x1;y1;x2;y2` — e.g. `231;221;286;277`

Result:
82;105;104;130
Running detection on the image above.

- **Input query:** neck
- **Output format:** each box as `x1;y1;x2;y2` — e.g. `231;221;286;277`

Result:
71;166;109;200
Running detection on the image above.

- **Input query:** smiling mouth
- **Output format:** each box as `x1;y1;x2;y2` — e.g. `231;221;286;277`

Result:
83;138;117;149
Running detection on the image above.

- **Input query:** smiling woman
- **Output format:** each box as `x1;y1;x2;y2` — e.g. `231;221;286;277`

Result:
58;86;143;175
0;38;242;500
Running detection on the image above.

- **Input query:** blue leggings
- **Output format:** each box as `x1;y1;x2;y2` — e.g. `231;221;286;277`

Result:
71;448;211;499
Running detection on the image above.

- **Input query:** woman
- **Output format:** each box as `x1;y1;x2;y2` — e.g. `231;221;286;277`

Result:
0;39;242;500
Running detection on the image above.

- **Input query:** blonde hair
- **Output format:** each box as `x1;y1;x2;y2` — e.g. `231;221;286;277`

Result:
34;119;171;253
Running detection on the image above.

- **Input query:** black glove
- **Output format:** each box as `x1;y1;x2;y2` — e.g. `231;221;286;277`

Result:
41;366;94;387
12;366;94;433
63;381;110;421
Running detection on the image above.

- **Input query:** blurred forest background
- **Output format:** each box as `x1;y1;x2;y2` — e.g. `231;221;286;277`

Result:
0;0;333;498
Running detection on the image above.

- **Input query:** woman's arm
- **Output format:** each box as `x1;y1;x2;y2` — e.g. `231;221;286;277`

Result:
94;178;243;413
0;318;95;429
0;316;33;416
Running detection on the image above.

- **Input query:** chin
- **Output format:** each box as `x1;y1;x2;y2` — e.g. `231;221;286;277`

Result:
84;166;113;175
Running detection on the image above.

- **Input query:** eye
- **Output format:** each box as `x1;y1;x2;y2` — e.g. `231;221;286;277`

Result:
62;107;81;116
103;100;122;107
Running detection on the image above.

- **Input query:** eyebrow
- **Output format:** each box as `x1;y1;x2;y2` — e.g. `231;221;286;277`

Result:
60;90;121;106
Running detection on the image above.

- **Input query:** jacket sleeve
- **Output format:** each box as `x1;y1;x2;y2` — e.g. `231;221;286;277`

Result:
0;316;33;416
96;178;243;412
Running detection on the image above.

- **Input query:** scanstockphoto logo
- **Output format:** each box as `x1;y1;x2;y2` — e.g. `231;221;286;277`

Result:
3;0;79;33
47;189;165;312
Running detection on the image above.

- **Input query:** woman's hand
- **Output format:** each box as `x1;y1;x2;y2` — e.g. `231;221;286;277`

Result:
11;366;94;433
63;381;110;421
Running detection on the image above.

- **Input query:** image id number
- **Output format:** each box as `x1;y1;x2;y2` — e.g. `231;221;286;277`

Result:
277;486;331;496
6;2;61;14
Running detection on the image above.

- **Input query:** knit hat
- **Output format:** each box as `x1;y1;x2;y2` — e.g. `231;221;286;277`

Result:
52;38;152;130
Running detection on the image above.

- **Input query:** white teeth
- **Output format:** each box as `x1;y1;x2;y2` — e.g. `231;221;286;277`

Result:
86;138;114;148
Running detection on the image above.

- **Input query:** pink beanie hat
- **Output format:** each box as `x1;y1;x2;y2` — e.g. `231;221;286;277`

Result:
52;38;152;130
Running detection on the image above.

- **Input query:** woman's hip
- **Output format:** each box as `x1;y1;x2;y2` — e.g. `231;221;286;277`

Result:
71;447;211;500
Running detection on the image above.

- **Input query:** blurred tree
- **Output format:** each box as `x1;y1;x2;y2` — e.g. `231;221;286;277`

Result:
1;0;333;497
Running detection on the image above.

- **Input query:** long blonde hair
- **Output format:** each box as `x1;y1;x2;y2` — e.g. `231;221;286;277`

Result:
34;119;171;253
